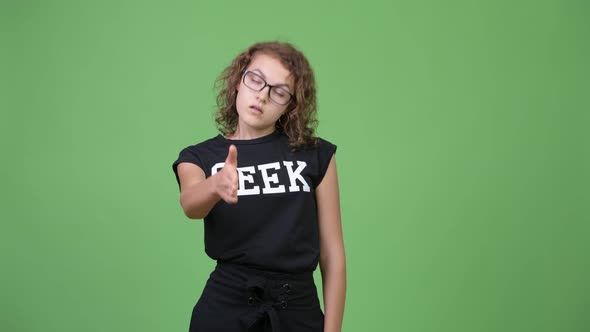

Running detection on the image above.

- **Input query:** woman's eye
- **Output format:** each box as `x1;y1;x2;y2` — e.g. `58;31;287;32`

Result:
249;76;263;84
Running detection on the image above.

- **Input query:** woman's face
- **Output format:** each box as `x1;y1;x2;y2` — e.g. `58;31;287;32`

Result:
235;53;294;136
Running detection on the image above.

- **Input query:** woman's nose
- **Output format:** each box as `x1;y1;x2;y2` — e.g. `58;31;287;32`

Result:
256;86;270;102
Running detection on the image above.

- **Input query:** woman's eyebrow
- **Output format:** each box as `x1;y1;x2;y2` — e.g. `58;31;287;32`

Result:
251;68;291;89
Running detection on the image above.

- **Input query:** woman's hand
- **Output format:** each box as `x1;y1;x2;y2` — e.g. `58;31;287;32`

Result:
214;145;239;204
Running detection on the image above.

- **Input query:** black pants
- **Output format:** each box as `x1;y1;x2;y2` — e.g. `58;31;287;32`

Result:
189;261;325;332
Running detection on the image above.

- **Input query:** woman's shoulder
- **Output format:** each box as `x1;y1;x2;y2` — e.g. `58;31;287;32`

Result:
300;136;337;153
315;136;336;147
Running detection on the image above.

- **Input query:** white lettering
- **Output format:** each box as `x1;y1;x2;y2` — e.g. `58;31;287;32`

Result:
257;162;286;194
237;166;260;196
211;162;224;175
211;160;310;196
283;161;310;192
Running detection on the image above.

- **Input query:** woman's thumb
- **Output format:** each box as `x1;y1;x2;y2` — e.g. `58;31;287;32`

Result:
225;144;238;167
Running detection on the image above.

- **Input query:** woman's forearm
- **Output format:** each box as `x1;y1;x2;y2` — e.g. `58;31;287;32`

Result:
180;173;222;219
320;254;347;332
178;145;239;219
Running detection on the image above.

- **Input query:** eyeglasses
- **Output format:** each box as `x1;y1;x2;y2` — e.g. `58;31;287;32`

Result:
242;70;294;105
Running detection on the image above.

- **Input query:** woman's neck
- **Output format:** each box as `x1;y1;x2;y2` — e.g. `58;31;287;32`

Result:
227;125;275;140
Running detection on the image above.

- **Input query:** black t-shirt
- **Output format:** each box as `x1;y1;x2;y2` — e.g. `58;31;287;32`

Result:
172;131;337;273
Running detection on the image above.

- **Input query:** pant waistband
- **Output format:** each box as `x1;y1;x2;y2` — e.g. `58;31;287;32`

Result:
213;261;317;332
215;260;314;281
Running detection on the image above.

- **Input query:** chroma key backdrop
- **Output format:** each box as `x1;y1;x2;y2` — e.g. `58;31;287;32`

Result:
1;1;588;331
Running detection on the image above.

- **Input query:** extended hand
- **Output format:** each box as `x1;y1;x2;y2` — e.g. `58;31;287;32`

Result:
215;145;239;204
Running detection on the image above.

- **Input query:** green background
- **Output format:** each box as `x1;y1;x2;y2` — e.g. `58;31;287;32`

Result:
2;0;588;331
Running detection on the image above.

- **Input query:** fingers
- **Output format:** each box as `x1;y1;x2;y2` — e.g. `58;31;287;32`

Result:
225;144;238;168
223;170;238;204
216;171;238;204
217;145;239;204
222;188;238;203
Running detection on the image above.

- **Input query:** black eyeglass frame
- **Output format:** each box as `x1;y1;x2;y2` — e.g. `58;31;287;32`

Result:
242;70;294;105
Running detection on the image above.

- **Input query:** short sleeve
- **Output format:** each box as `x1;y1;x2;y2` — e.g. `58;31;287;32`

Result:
171;146;205;192
314;138;337;188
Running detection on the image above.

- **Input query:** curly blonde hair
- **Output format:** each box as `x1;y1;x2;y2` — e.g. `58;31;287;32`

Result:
214;41;318;150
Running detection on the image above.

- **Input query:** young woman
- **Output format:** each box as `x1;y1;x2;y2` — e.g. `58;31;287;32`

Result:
172;41;346;332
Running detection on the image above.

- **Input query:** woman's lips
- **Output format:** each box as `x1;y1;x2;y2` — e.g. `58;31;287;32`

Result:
250;105;263;114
